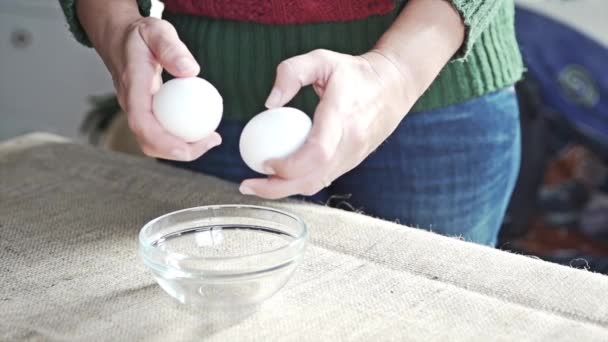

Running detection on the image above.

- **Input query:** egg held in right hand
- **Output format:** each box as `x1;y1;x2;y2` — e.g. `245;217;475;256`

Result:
239;107;312;175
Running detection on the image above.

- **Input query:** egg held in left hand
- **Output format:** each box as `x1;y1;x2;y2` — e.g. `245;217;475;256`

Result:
239;107;312;175
152;77;223;142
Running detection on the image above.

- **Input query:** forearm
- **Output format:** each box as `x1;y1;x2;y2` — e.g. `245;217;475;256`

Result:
59;0;151;48
76;0;142;52
372;0;465;99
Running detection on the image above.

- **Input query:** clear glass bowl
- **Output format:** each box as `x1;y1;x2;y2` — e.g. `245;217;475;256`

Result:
139;205;308;309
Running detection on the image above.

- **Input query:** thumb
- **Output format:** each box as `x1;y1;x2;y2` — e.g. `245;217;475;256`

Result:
139;19;200;77
265;49;332;108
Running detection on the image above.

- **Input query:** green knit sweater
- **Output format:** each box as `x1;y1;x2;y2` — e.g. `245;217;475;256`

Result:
60;0;524;120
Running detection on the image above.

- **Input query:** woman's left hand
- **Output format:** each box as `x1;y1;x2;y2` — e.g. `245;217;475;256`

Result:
239;49;420;199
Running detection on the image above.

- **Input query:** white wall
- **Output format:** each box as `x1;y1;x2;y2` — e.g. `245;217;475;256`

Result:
0;0;164;142
0;1;113;141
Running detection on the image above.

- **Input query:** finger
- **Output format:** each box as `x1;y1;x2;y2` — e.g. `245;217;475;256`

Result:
138;19;200;77
187;132;223;158
239;175;327;200
265;49;333;108
131;116;220;161
131;115;222;161
265;83;345;179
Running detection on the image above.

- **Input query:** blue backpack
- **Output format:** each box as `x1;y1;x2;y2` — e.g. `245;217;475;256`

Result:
515;6;608;155
500;7;608;274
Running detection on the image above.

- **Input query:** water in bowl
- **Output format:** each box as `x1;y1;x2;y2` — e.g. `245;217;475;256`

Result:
152;224;294;257
148;224;301;308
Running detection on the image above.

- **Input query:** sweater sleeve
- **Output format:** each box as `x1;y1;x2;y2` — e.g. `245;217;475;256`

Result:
449;0;505;61
58;0;152;47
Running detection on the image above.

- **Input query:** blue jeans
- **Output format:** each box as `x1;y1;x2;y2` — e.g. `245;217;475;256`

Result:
166;87;521;246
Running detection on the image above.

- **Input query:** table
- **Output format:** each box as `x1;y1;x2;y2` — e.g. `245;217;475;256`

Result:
1;133;607;341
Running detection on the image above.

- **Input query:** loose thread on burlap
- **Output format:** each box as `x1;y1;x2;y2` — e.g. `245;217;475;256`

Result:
324;193;365;214
569;258;591;271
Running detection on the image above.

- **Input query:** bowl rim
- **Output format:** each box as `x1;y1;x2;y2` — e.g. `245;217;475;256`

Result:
138;204;308;265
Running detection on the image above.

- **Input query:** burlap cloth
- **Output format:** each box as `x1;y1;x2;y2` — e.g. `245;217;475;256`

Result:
1;134;607;341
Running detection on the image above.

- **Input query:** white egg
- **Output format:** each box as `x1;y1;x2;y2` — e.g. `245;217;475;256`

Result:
239;107;312;174
152;77;223;142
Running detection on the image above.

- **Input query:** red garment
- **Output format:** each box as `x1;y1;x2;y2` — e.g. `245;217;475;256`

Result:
162;0;395;24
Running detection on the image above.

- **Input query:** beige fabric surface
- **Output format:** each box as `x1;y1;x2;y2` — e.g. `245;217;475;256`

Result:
1;136;608;341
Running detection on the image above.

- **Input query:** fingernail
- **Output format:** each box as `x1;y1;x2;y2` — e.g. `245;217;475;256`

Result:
206;138;221;150
176;57;197;74
171;149;191;161
264;165;275;175
239;185;255;196
265;88;282;108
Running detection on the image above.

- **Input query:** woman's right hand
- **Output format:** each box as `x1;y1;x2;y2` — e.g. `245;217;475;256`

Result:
78;2;222;161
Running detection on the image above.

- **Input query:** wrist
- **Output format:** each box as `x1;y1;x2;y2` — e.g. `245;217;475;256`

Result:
370;0;465;99
361;49;421;101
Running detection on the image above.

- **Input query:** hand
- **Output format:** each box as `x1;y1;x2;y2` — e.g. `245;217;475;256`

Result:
239;49;418;199
102;17;221;161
